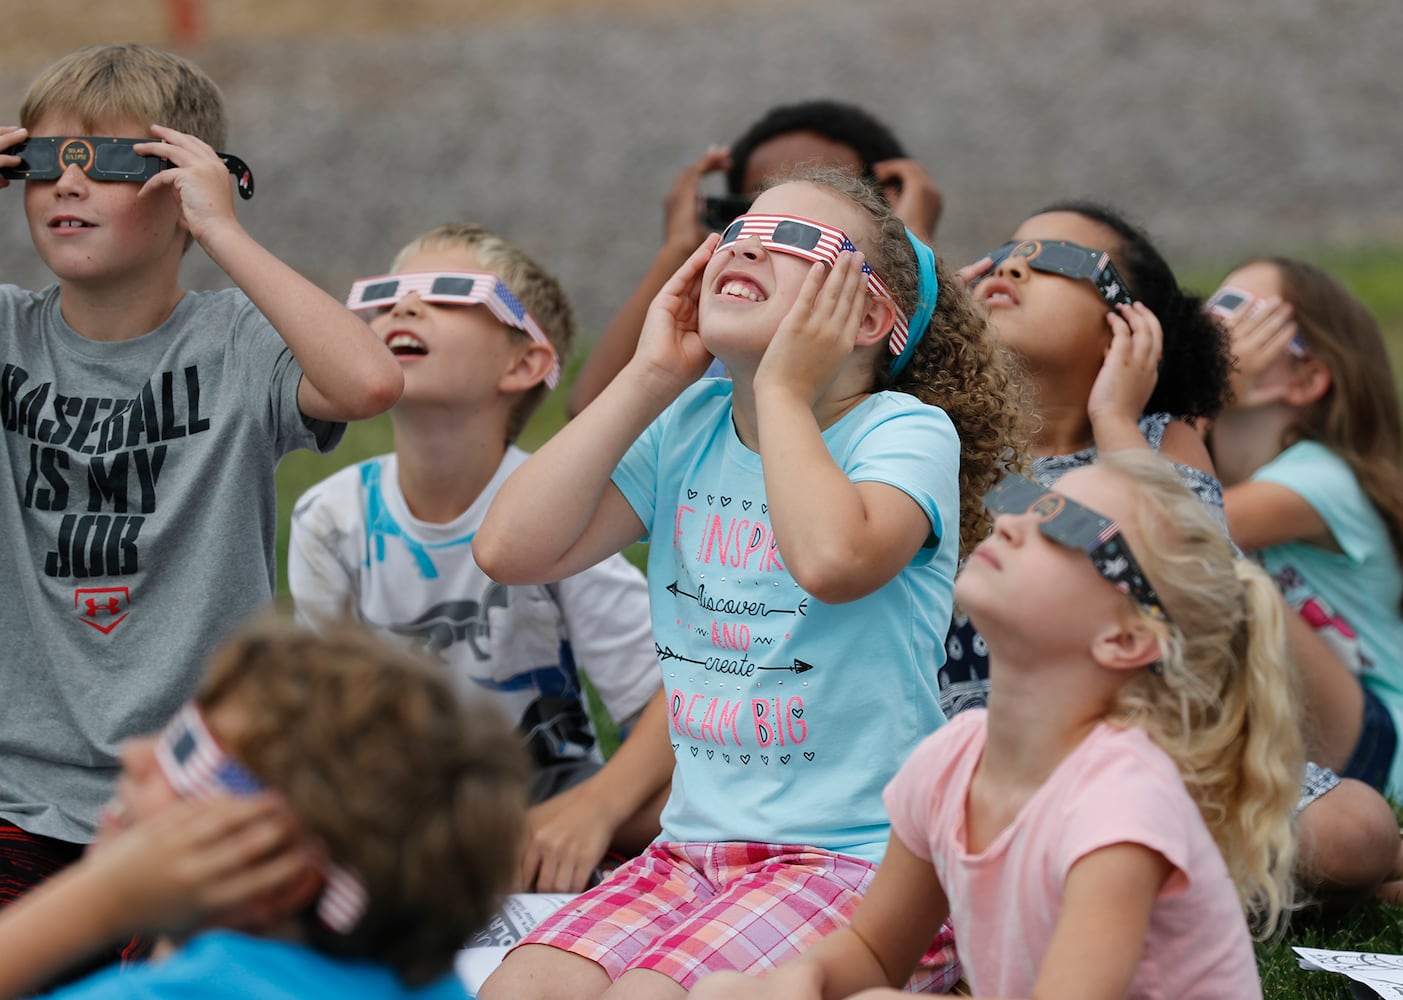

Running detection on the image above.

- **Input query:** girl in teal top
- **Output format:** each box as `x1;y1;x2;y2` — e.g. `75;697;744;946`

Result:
1207;256;1403;803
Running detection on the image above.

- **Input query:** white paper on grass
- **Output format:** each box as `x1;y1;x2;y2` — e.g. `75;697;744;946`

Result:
1294;947;1403;999
456;893;577;993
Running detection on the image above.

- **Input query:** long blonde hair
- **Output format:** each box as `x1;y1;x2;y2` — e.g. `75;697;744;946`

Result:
1100;452;1300;934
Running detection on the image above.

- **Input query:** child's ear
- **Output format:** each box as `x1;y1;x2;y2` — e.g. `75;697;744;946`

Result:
1089;612;1164;674
497;341;557;393
853;296;900;350
1283;358;1332;407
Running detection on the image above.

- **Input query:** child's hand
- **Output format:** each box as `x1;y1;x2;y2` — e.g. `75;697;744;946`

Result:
755;251;868;407
82;794;318;938
135;124;240;244
633;233;720;394
665;145;731;248
871;158;942;242
1088;302;1162;433
1221;296;1298;407
955;254;995;290
0;126;27;192
517;783;613;894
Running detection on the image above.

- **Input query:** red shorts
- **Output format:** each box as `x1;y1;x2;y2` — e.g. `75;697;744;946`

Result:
518;841;960;991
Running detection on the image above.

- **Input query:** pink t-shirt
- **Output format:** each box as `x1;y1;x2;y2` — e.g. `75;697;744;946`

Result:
884;711;1261;999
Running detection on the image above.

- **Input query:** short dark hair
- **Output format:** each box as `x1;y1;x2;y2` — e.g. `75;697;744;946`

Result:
725;99;908;195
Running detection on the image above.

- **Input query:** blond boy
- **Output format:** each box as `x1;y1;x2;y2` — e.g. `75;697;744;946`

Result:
0;44;402;903
289;223;668;893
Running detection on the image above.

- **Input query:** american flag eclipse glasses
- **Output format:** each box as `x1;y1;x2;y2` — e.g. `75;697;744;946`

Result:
346;270;560;389
155;702;369;934
718;213;913;358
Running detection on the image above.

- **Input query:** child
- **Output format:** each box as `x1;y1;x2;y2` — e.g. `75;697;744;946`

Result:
940;199;1230;716
288;222;669;893
1205;258;1403;897
473;167;1025;998
1207;257;1403;792
565;99;943;417
691;452;1302;1000
0;45;401;910
0;617;527;998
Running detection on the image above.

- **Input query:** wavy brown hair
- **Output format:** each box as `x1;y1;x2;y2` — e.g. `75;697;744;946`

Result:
198;618;528;986
1248;256;1403;613
760;168;1031;558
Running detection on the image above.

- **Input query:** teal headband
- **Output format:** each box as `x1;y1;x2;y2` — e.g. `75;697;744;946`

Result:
889;229;938;376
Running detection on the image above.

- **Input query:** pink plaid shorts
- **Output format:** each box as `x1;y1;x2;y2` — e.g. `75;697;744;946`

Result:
516;841;961;992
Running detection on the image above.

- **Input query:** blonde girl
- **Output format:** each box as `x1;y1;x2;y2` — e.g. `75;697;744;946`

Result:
693;451;1301;1000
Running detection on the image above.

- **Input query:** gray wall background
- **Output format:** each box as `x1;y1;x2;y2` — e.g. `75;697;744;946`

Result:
3;0;1401;338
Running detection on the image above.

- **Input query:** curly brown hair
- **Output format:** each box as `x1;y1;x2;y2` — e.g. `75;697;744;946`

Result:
197;618;528;986
760;168;1032;558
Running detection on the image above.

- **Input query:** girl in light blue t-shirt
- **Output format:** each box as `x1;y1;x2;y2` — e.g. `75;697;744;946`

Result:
472;168;1027;997
1207;256;1403;899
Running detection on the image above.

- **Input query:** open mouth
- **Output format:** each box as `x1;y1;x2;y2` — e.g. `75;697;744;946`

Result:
717;276;767;303
386;332;428;357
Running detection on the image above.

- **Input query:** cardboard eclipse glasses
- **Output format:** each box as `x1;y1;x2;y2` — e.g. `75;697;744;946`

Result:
718;213;913;357
983;473;1169;623
154;702;369;933
981;239;1134;309
1;136;255;200
1205;286;1307;358
346;271;561;389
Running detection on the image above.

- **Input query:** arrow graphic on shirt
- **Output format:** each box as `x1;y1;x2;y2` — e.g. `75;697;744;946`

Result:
656;644;815;675
655;644;706;666
666;581;808;617
756;660;814;674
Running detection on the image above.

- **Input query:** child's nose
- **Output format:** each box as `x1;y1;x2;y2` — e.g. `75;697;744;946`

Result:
731;235;767;261
992;511;1029;541
391;292;425;316
992;254;1027;282
52;163;89;195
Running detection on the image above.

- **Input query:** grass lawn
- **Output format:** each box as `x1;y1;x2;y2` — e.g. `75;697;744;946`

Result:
273;248;1403;997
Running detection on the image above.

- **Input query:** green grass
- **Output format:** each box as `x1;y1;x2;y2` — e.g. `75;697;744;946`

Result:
1258;898;1403;999
272;253;1403;996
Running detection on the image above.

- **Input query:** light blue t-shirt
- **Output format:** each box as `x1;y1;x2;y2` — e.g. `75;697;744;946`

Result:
1253;439;1403;793
44;931;471;999
611;379;960;863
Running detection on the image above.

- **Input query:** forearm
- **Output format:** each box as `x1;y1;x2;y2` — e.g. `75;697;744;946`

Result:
580;690;672;833
476;359;673;583
567;241;697;418
755;391;889;601
782;928;894;999
0;863;125;998
197;220;402;421
1089;411;1154;454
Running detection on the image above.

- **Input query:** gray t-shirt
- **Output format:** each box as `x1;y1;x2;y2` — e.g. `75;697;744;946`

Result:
0;284;343;842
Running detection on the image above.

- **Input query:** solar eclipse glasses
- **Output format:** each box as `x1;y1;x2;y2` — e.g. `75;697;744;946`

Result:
346;270;561;389
980;239;1134;309
2;136;255;200
983;473;1168;623
717;213;912;358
